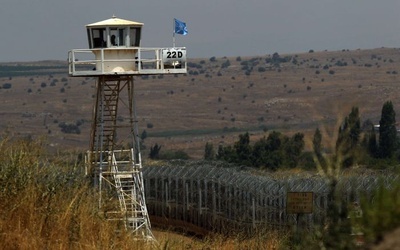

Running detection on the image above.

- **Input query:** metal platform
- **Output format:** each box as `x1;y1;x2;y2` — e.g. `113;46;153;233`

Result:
68;47;187;76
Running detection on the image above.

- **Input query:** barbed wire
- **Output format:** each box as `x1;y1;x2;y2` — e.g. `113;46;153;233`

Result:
143;161;398;233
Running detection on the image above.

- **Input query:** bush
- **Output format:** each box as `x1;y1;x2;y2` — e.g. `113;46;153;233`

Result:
58;122;81;134
160;150;190;160
204;142;215;160
335;61;347;67
258;67;266;72
140;130;147;140
360;180;400;245
2;83;12;89
149;143;161;159
298;152;316;169
221;60;231;69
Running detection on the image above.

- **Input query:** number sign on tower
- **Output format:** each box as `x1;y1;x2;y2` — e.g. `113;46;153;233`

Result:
68;15;187;240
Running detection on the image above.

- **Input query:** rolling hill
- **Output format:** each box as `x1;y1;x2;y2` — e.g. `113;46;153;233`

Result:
0;47;399;158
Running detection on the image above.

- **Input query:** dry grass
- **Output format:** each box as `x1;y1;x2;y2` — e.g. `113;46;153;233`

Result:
0;137;149;249
0;136;290;249
154;229;288;250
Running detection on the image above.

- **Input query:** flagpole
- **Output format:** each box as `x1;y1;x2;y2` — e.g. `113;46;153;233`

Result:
173;18;176;48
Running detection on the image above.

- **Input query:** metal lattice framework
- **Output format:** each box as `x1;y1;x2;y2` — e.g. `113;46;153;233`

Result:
142;161;398;234
86;75;153;240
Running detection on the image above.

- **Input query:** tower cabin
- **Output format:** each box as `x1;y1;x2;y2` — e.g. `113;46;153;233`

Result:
68;16;187;76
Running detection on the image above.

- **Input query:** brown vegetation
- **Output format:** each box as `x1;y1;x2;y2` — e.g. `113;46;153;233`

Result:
0;137;291;249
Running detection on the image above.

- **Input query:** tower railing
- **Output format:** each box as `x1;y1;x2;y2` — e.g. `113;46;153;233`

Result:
68;47;187;76
85;149;139;175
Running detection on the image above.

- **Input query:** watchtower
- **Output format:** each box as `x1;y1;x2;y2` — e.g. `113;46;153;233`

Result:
68;16;187;240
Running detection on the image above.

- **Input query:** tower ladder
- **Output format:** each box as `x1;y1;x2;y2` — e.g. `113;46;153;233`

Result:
110;149;153;238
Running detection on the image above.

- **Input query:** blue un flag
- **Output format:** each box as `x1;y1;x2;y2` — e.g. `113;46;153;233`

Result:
174;18;188;35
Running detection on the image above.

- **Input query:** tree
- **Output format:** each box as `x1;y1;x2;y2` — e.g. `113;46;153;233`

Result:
272;52;280;61
283;133;305;168
234;132;251;165
149;144;161;159
362;123;378;158
216;145;224;160
336;107;361;148
204;142;215;160
313;128;326;168
379;101;397;158
266;131;282;151
216;145;235;162
347;107;361;147
251;137;267;167
336;107;361;167
140;130;147;140
313;128;322;158
252;131;285;170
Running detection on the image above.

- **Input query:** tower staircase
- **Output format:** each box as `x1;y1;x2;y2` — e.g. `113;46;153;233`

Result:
109;149;153;237
92;78;120;153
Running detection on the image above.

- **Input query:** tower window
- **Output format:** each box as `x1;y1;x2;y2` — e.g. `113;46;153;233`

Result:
110;28;126;46
92;28;106;48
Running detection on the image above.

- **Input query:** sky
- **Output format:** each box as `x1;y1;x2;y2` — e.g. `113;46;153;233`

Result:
1;0;400;62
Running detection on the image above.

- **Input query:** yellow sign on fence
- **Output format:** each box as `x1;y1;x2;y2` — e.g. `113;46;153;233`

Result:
286;192;314;214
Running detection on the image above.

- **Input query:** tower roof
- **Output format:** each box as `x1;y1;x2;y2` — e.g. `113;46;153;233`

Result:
86;16;143;28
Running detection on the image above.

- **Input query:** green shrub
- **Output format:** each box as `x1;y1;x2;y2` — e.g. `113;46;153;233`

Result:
360;179;400;244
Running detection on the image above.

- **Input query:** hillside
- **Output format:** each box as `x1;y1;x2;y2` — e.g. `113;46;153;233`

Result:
0;47;399;158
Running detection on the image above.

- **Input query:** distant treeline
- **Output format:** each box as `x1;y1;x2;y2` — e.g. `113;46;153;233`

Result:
0;65;67;77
